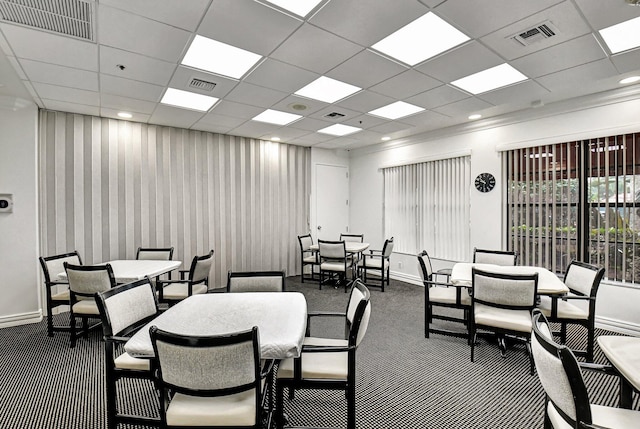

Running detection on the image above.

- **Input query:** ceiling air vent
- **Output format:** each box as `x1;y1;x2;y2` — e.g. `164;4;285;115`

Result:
188;78;217;92
325;112;345;118
0;0;94;41
510;20;558;47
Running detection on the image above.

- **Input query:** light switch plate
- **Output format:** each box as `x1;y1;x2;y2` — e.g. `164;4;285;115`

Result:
0;194;13;213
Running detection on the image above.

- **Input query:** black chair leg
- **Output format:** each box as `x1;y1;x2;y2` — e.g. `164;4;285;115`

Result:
70;313;76;348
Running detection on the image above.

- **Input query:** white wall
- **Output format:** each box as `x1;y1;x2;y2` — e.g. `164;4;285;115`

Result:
349;95;640;333
0;104;39;327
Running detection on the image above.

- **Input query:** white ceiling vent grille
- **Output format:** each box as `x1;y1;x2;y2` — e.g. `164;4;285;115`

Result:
188;78;217;92
0;0;94;41
510;20;558;46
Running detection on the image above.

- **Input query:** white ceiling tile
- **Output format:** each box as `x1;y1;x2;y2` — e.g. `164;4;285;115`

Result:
100;93;157;114
611;49;640;75
369;70;440;99
536;59;620;93
0;23;98;71
288;117;333;132
98;5;191;63
435;0;564;38
245;59;319;93
210;100;265;118
33;82;99;106
346;113;389;129
100;74;164;102
511;34;607;78
335;90;395;113
416;42;503;82
327;49;407;89
270;23;362;74
432;97;493;118
480;1;592;61
259;127;309;141
289;132;333;145
270;94;327;116
229;121;281;139
6;55;27;79
169;66;239;98
100;107;150;123
574;0;640;30
198;0;301;56
395;110;450;127
20;59;98;91
309;0;429;46
42;99;100;116
477;80;550;106
191;122;235;135
195;112;247;128
406;85;469;109
149;104;204;129
99;47;176;86
224;82;288;108
100;0;211;31
368;120;415;134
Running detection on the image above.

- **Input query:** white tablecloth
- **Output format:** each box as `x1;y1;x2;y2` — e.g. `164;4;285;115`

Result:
598;336;640;393
58;259;182;283
450;263;569;295
125;292;308;360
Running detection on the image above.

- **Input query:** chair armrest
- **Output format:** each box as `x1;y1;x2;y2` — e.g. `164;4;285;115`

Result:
424;280;458;288
156;279;186;286
579;362;617;376
562;295;593;301
260;359;276;379
308;311;346;319
301;344;354;353
179;269;189;280
49;280;69;286
367;249;383;255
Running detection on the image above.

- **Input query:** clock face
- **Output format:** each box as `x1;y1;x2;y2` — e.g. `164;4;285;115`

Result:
474;173;496;193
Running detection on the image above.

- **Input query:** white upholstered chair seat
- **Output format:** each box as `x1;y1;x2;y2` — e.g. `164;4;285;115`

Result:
547;402;640;429
52;289;70;301
161;283;208;300
429;287;471;306
114;352;151;371
537;295;588;320
303;255;318;264
165;390;257;427
72;300;100;315
278;336;348;380
320;261;352;272
474;304;532;333
362;258;389;270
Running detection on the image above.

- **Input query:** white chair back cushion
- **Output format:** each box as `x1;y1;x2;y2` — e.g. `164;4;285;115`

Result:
565;263;597;296
319;242;346;259
156;338;256;391
299;235;313;251
137;250;172;260
191;254;213;282
355;301;371;346
104;283;157;335
229;276;283;293
67;268;113;295
532;321;578;422
474;251;516;266
473;272;536;307
346;286;366;323
44;254;81;280
383;239;394;258
417;253;433;280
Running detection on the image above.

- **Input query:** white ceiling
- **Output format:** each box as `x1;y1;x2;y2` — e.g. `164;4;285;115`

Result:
1;0;640;149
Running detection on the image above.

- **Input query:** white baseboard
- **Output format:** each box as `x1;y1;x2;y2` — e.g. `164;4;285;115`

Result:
596;316;640;336
389;271;422;286
0;310;43;329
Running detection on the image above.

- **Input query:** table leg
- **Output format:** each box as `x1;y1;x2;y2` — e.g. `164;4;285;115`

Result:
619;377;633;409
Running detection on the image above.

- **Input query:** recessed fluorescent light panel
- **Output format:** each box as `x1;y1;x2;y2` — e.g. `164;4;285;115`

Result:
620;76;640;84
368;101;424;120
599;16;640;54
252;109;302;125
294;76;361;103
372;12;470;66
451;63;527;95
317;124;362;136
263;0;324;17
161;88;218;111
117;112;132;119
182;35;262;79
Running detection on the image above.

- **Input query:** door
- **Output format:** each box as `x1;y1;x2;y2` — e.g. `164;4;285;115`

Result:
316;164;349;240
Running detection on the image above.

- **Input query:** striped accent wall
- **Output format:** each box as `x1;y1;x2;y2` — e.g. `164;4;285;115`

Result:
38;110;311;287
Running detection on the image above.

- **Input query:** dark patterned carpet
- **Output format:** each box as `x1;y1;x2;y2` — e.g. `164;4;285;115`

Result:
0;277;637;429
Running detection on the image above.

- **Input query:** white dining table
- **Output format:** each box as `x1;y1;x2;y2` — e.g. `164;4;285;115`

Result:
309;242;370;254
58;259;182;284
450;263;569;296
597;335;640;409
125;292;308;360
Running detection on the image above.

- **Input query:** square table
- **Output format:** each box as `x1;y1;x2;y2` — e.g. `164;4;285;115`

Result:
58;259;182;284
597;335;640;409
450;263;569;296
309;242;370;254
125;292;308;360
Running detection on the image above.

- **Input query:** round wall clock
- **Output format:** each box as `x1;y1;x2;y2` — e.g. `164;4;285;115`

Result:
474;172;496;193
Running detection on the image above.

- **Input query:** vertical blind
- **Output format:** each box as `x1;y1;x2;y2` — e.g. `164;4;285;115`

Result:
383;156;471;260
38;110;311;287
505;133;640;283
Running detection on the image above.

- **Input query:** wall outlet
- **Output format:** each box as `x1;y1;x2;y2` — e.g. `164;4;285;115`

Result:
0;194;13;213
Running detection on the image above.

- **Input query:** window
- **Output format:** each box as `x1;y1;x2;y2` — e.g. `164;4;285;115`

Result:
505;133;640;283
383;156;470;260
